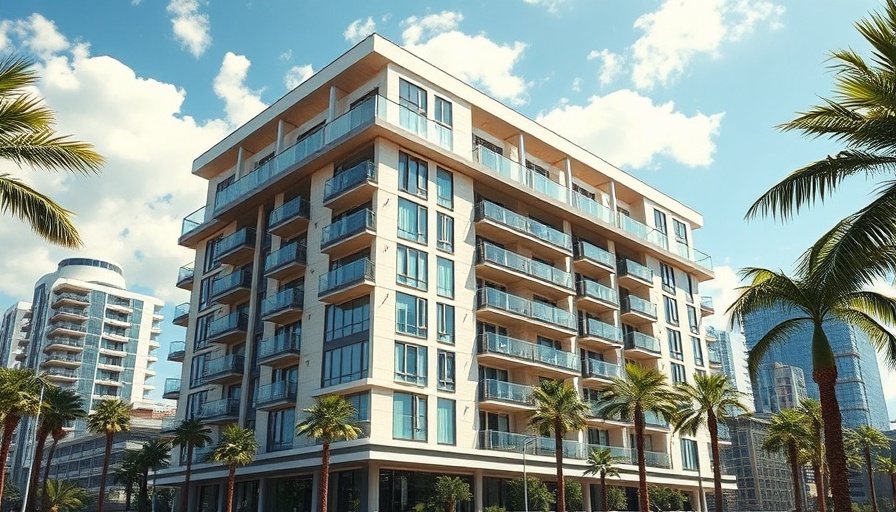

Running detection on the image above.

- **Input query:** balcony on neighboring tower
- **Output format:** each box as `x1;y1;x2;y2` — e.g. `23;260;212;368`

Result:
318;258;375;304
322;160;377;211
213;227;256;267
268;196;311;239
320;209;376;257
264;242;307;282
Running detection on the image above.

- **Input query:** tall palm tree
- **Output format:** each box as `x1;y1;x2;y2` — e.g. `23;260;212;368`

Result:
675;373;750;512
295;396;361;512
135;440;170;512
583;447;622;512
763;409;810;512
169;418;211;512
39;480;87;512
728;267;896;512
29;388;85;512
599;363;683;512
876;456;896;511
432;476;472;512
85;399;132;512
528;380;588;512
0;368;44;502
209;425;257;512
114;451;141;512
847;426;889;512
798;398;827;512
0;54;104;247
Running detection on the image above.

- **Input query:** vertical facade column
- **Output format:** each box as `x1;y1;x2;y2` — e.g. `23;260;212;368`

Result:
565;158;573;203
582;481;593;512
310;469;321;512
473;469;484;512
327;86;339;123
517;133;526;165
608;180;618;216
256;478;267;512
236;147;245;179
366;462;379;512
276;120;286;154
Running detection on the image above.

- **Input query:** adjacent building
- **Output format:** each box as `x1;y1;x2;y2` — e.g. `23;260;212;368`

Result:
751;362;808;415
159;34;732;512
720;416;795;511
0;301;30;369
706;326;754;413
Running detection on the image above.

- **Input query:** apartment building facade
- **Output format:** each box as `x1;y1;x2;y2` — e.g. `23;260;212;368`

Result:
160;35;732;512
0;301;30;369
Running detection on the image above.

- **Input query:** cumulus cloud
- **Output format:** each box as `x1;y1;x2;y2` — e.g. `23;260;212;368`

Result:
284;64;314;90
167;0;212;58
587;49;624;86
522;0;567;13
631;0;784;89
213;52;267;126
12;14;69;59
343;17;376;44
400;11;529;105
536;90;723;169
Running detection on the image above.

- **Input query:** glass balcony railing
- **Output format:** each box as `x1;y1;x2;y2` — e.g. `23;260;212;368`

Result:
477;242;573;289
202;354;245;380
323;161;376;202
617;214;668;250
198;399;240;420
475;201;572;251
622;295;657;319
583;358;621;380
257;332;301;360
644;410;670;429
47;336;83;348
578;317;622;343
180;206;207;237
478;332;579;371
160;418;180;433
163;378;181;395
474;146;568;204
478;430;589;459
318;258;374;296
709;350;723;365
574;241;615;269
701;296;715;310
320;209;375;248
261;288;304;316
256;380;297;405
477;287;576;331
576;278;618;304
268;196;311;229
173;303;190;320
214;227;255;261
570;191;615;226
168;341;186;359
617;258;653;283
177;264;194;285
210;269;252;298
388;98;454;150
624;331;661;353
265;242;307;273
49;322;87;333
631;448;672;468
207;312;249;339
479;379;533;406
53;307;88;318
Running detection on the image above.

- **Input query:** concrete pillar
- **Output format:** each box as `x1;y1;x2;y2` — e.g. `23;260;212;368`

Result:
276;120;286;154
517;133;526;165
327;86;339;123
256;478;267;512
367;462;379;512
236;147;245;179
473;469;484;512
582;481;593;512
310;468;321;512
565;158;574;204
609;180;618;217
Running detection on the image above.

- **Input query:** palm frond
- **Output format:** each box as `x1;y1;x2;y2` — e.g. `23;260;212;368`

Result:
835;307;896;370
0;55;37;96
0;130;103;174
0;173;81;248
747;317;810;377
0;94;55;135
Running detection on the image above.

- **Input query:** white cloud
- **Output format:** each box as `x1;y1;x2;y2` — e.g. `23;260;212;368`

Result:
343;17;376;44
630;0;784;89
13;14;69;59
571;77;582;92
166;0;212;58
213;52;267;126
587;49;624;86
284;64;314;90
522;0;567;13
400;11;529;105
536;89;723;169
278;49;292;62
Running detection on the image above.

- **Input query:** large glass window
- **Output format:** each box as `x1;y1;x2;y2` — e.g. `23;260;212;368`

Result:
687;305;699;334
394;342;427;385
398;198;427;244
393;393;427;441
436;168;453;209
437;398;456;445
322;340;368;387
398;152;428;198
437;303;455;344
396;245;428;290
345;392;370;422
399;79;427;114
436;257;455;298
267;408;295;452
671;362;687;384
692;336;704;366
437;213;454;252
396;292;427;338
437;350;455;391
673;219;689;245
654;209;668;235
434;97;452;126
324;296;370;342
667;330;683;361
664;296;679;325
681;439;699;470
660;263;675;294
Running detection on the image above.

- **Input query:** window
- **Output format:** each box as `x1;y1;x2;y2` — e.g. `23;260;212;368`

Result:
194;314;214;351
437;398;456;445
324;296;370;342
393;392;427;441
203;236;222;272
398;198;427;244
687;306;699;334
671;362;687;384
436;168;453;209
668;330;683;361
654;209;668;235
683;274;695;303
437;350;455;391
322;340;369;387
399;79;427;114
664;296;679;325
198;276;214;311
437;213;454;252
398;152;428;198
673;219;689;245
437;257;455;298
437;303;455;344
396;245;428;290
185;391;208;419
587;428;610;446
660;263;676;294
396;292;427;338
434;97;452;126
681;439;699;470
479;412;509;432
692;336;704;366
395;342;427;385
345;392;370;422
267;408;295;452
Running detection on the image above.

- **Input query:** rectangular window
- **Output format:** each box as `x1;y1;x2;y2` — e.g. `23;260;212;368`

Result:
587;428;610;446
436;168;453;209
396;292;427;338
266;408;296;452
399;79;427;114
324;296;370;342
436;257;455;298
185;391;208;419
198;276;214;311
322;340;369;387
398;152;428;198
671;362;687;384
437;398;456;445
681;439;699;470
660;263;676;294
664;296;680;325
194;314;214;351
654;209;668;235
345;392;370;422
437;213;454;252
394;342;428;385
398;198;428;244
437;303;455;344
396;245;428;290
692;336;704;366
673;219;689;245
203;236;221;272
434;97;452;126
684;274;695;303
687;305;699;334
437;350;455;391
393;392;427;441
668;330;683;361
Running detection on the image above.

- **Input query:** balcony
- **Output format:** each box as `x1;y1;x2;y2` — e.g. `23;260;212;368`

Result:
201;354;245;385
477;333;579;377
167;341;186;362
700;296;715;315
160;418;180;434
630;448;672;469
264;242;307;281
618;214;669;251
475;242;573;299
210;269;252;305
173;303;190;327
323;160;377;211
46;322;88;338
320;209;376;257
672;241;714;274
709;350;723;368
41;353;82;369
192;446;215;464
570;191;616;227
578;316;623;349
51;292;89;309
582;358;622;383
474;201;572;257
197;398;240;424
213;227;256;267
44;336;84;352
268;196;311;238
623;331;662;360
162;378;181;400
260;288;304;324
257;332;301;368
617;259;654;288
318;258;375;304
478;430;588;459
176;264;194;291
478;379;534;412
45;368;79;383
575;278;618;312
620;295;657;324
255;380;298;411
179;206;210;246
205;312;249;346
474;145;571;206
50;306;88;323
586;402;629;425
573;241;615;276
644;410;670;431
476;287;576;338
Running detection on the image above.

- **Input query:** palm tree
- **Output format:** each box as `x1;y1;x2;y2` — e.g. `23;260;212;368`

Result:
209;425;257;512
583;447;622;512
114;452;141;512
135;440;170;512
675;373;749;512
763;409;810;512
599;363;683;512
528;380;588;512
876;456;896;511
0;54;104;247
847;426;889;512
432;476;472;512
0;368;44;501
798;398;827;512
728;267;896;512
85;399;132;512
295;396;361;512
39;481;87;512
169;419;211;512
29;388;85;512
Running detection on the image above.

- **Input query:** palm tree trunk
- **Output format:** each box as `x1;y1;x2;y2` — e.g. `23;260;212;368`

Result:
788;442;803;512
225;466;235;512
180;443;194;512
97;432;113;512
139;470;149;512
864;447;879;512
447;496;455;512
41;435;61;512
634;407;649;512
600;474;608;512
26;427;48;512
890;473;896;511
320;443;330;512
814;364;850;512
554;419;566;512
813;463;826;512
125;485;132;512
0;415;20;503
708;413;723;512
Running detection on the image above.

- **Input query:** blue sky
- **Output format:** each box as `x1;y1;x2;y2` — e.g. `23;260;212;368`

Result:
0;0;890;410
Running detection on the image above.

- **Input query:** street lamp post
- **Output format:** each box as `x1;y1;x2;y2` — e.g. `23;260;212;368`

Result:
522;436;537;512
151;466;157;512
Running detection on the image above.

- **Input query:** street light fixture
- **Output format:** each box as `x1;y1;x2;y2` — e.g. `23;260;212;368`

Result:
522;436;537;512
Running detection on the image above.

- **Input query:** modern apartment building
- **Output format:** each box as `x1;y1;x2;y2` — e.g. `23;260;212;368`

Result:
0;301;30;369
720;416;795;511
160;34;731;512
751;362;808;415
